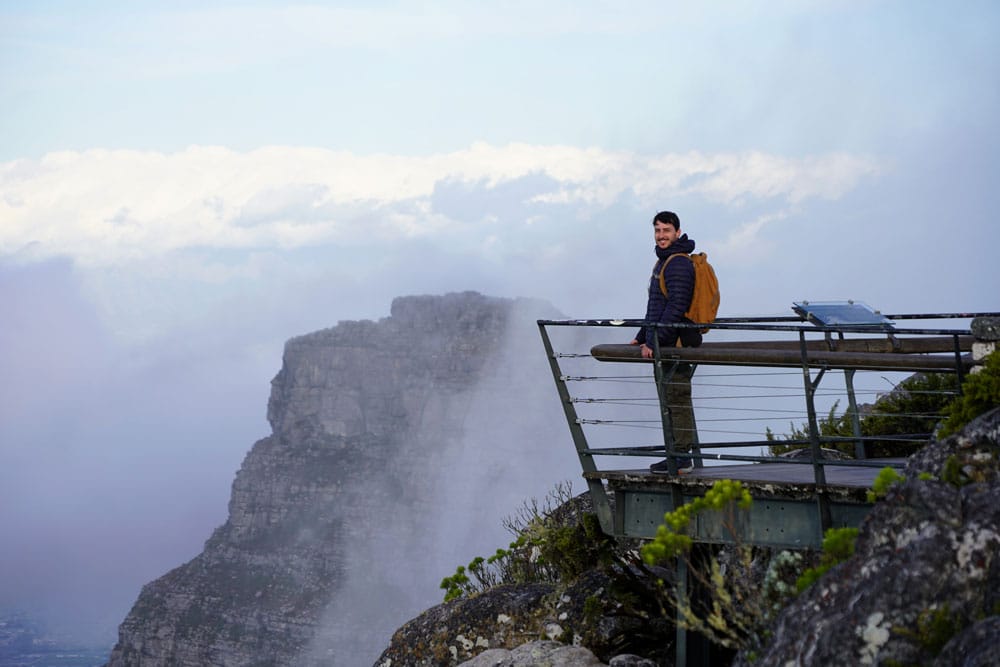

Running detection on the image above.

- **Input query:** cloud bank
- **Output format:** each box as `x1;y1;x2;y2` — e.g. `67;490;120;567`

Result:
1;143;881;267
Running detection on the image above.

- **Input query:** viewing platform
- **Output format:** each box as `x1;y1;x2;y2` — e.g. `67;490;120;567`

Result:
537;304;998;549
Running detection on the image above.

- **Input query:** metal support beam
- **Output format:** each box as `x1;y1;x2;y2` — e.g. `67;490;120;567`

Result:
953;333;966;389
844;368;866;460
800;331;832;535
537;323;615;535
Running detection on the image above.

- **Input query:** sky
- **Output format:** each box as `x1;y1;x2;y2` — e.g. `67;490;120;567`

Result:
2;0;1000;646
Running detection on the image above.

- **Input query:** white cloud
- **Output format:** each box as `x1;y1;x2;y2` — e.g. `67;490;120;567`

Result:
674;151;883;205
0;143;883;267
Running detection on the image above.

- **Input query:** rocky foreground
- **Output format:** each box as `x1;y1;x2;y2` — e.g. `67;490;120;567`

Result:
737;405;1000;667
377;407;1000;667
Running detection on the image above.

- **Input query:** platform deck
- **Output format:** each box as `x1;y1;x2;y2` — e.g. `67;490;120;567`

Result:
590;459;906;489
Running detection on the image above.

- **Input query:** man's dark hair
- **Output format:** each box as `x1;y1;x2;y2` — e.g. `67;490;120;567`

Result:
652;210;680;230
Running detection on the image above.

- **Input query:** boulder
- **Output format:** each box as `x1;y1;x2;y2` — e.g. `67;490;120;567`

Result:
735;407;1000;666
456;640;606;667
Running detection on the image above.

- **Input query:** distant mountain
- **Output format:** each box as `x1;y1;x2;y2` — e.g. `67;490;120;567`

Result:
105;292;577;666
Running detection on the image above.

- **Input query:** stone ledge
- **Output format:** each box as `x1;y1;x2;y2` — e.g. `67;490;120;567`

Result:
972;316;1000;341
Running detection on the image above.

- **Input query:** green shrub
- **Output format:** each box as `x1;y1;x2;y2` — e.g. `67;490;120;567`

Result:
641;481;790;653
938;349;1000;437
860;373;959;455
767;371;962;459
795;527;859;593
866;467;906;502
641;479;752;565
440;481;617;602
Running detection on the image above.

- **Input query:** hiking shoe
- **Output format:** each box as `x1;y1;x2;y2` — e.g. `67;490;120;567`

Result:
649;456;694;475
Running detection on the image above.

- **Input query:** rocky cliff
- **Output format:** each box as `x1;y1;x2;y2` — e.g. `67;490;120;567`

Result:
105;292;579;666
734;405;1000;667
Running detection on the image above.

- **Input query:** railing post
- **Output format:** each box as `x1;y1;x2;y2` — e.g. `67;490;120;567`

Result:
953;333;965;390
799;331;828;485
689;364;703;469
836;331;866;460
844;369;866;459
799;330;832;535
537;322;615;535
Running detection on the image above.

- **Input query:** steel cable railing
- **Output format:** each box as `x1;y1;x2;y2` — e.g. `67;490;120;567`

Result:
538;314;982;490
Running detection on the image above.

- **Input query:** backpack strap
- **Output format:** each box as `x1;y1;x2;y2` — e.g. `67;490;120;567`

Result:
657;253;692;297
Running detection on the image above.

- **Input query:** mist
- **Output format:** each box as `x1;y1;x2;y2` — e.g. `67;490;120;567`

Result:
0;260;275;642
301;298;590;664
2;2;1000;651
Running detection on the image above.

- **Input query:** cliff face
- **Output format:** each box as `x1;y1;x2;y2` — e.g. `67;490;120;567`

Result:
106;292;575;666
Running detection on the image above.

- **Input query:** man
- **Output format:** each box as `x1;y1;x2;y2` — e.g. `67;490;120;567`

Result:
630;210;702;474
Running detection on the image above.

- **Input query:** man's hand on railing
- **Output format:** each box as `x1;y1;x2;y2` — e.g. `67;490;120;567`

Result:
629;338;655;359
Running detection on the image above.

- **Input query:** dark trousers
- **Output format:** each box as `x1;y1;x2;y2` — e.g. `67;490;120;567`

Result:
667;363;696;453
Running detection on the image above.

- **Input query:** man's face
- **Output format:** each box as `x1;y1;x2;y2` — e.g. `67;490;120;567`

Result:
654;221;680;249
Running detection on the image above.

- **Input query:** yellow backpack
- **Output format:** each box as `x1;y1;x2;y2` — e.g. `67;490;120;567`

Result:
657;252;721;331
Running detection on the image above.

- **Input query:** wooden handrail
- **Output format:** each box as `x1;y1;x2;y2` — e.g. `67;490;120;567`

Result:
590;342;972;372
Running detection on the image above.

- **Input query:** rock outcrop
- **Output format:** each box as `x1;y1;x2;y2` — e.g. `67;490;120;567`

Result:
735;406;1000;667
377;408;1000;667
106;292;577;666
457;640;608;666
374;490;673;666
376;566;672;667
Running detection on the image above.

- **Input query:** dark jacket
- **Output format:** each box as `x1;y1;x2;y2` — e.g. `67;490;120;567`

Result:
635;234;703;350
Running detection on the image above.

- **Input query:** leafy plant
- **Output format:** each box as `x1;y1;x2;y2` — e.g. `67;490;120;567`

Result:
938;349;1000;437
795;527;859;593
641;479;752;564
440;481;619;602
866;467;906;502
640;481;802;653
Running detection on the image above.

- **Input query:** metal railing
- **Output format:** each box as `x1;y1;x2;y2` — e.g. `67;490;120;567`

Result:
537;312;992;536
